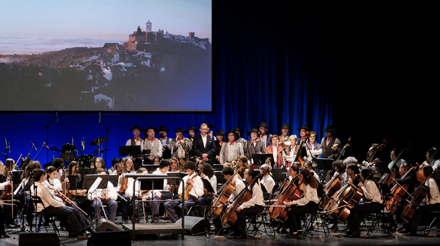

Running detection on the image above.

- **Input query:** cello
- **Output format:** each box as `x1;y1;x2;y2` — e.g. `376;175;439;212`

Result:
380;145;410;187
179;173;198;201
322;173;342;209
221;174;262;227
325;175;361;220
211;166;243;218
269;175;303;221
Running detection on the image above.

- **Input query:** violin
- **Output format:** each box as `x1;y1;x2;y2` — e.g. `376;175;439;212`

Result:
119;175;128;194
1;155;21;200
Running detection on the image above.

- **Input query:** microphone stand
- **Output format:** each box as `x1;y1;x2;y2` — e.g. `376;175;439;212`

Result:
99;112;111;164
43;112;58;164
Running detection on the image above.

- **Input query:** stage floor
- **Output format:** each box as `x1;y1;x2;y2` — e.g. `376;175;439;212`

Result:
4;223;440;246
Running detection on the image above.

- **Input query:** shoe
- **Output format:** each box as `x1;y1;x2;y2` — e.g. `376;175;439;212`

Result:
77;233;89;240
86;227;96;234
347;232;360;238
0;231;10;238
399;227;411;233
234;234;247;239
286;232;299;238
406;230;418;236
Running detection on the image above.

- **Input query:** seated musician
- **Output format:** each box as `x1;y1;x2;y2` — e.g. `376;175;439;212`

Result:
94;157;106;172
330;160;347;186
151;160;172;223
403;165;440;236
284;167;320;238
88;168;118;223
164;161;203;223
213;167;245;234
0;161;11;238
169;157;182;173
108;158;121;175
118;157;137;222
44;166;64;195
231;169;265;239
30;169;93;240
122;157;137;174
198;163;217;216
260;164;275;194
235;156;250;180
346;167;382;238
328;143;343;160
304;161;321;183
125;168;149;222
425;147;440;170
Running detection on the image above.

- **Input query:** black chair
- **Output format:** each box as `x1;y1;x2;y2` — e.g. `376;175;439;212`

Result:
302;195;330;237
30;195;60;236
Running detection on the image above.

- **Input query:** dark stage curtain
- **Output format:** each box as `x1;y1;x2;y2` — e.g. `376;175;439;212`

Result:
0;2;336;166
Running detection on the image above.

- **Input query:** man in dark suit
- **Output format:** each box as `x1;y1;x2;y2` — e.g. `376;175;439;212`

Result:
192;123;216;164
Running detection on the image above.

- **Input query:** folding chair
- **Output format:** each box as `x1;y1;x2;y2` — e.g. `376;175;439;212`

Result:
31;195;60;236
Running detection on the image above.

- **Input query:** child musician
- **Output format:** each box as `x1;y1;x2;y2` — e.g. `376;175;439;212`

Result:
346;167;382;237
284;167;319;238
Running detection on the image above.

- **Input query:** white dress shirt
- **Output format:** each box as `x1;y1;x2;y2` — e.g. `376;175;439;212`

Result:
240;181;264;210
228;176;245;203
261;174;275;194
31;182;65;213
361;180;382;203
178;173;204;199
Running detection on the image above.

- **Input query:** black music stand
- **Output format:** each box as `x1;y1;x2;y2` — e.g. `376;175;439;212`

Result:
79;168;96;183
119;146;142;157
12;171;23;184
201;178;215;237
375;161;391;175
316;158;334;173
272;169;287;183
82;174;109;190
141;164;159;172
167;172;187;186
109;175;119;187
252;154;274;168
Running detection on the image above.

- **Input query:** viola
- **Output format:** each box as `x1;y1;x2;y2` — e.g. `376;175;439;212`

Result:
119;175;128;193
179;173;198;201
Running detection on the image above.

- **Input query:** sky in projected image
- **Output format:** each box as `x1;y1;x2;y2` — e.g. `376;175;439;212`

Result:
0;0;211;55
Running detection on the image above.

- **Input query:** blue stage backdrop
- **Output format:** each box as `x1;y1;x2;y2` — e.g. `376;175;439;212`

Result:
0;1;335;167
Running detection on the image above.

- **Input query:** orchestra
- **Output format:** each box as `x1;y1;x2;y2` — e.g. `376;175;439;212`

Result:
1;122;440;243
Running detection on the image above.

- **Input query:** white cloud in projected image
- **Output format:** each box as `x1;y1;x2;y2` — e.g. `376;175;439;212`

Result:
0;0;211;55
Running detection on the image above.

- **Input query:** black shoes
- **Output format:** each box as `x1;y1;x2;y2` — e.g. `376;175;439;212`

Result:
286;232;299;238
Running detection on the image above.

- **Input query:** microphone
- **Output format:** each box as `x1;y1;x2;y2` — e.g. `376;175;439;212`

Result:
56;112;58;123
99;112;101;123
31;141;37;150
8;142;11;153
42;142;49;149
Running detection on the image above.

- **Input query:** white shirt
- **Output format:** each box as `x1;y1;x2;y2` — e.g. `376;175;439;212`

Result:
178;173;204;199
201;134;207;148
44;178;63;194
202;174;217;194
88;181;117;200
240;180;264;210
229;176;245;203
294;183;319;206
261;174;275;194
426;178;440;205
31;182;64;213
361;180;382;204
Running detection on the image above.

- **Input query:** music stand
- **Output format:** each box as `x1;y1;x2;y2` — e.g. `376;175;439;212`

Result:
79;168;96;183
167;172;187;186
141;164;159;173
68;176;80;190
138;175;166;191
315;158;334;173
252;154;273;168
272;169;287;183
109;175;119;187
82;174;109;190
201;179;215;194
375;161;391;175
119;146;142;157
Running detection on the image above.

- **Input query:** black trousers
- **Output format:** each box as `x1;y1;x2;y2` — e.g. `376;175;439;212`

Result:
43;206;89;234
347;202;381;233
233;205;264;236
409;203;440;231
286;202;318;233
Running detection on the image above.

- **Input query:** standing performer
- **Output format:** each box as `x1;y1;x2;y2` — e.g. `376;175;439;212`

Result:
192;123;216;164
320;125;341;158
214;129;226;164
279;123;292;143
143;126;163;164
170;127;192;164
266;135;286;169
126;125;144;170
257;122;272;148
159;125;172;159
244;128;266;167
219;130;245;165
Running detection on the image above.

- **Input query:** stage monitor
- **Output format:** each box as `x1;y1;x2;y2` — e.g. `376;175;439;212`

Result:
0;0;212;112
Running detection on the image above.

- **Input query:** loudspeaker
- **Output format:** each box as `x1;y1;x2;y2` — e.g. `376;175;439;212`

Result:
176;216;206;235
97;218;123;231
87;231;131;246
19;232;60;246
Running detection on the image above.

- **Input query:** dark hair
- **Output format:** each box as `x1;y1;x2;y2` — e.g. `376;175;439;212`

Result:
96;168;106;174
360;167;374;180
305;161;313;168
137;167;147;174
332;160;345;173
183;161;196;171
68;161;78;176
222;167;234;176
247;169;259;179
290;163;300;173
33;168;46;181
347;164;360;174
423;165;434;177
52;158;64;167
427;147;437;157
111;158;121;167
202;163;214;178
46;166;57;175
22;161;41;179
160;159;170;169
299;167;318;189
